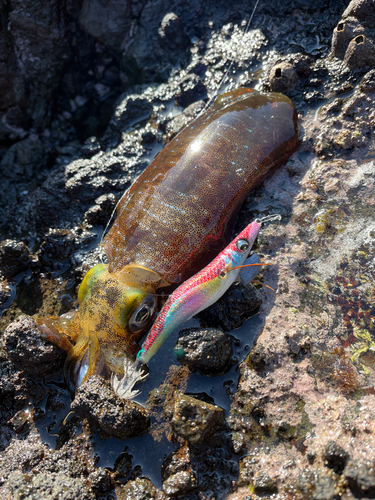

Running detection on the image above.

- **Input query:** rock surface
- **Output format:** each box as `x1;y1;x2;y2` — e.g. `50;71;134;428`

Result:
3;315;65;376
3;0;375;498
171;391;226;444
174;327;233;374
71;375;150;440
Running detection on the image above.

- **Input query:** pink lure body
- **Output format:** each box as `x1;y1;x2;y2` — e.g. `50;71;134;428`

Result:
137;220;261;364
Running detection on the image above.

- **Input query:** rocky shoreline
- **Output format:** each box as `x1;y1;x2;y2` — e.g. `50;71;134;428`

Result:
2;0;375;498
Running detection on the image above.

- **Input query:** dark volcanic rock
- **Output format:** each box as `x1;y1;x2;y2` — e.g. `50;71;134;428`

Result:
3;315;65;376
197;283;261;331
0;240;32;279
78;0;132;51
171;391;226;444
83;193;118;226
175;74;207;108
163;470;198;497
174;327;233;375
253;471;278;495
71;375;150;440
323;440;349;474
159;12;190;50
0;137;48;180
8;0;72;130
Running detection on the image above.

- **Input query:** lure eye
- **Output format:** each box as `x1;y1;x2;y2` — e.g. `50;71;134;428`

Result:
236;238;249;252
129;295;157;334
219;270;227;279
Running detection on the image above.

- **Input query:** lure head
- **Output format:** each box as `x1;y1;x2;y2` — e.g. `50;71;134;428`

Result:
38;263;167;391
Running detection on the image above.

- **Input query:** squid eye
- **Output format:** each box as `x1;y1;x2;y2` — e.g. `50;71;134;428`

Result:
129;295;157;334
236;239;249;252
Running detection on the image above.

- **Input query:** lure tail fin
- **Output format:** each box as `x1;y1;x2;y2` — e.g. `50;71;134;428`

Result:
111;357;148;399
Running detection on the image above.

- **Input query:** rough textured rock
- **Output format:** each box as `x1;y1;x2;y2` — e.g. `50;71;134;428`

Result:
269;62;299;93
197;283;261;331
71;375;150;439
323;440;350;474
78;0;132;51
3;315;65;376
0;240;32;279
2;471;95;500
171;391;226;444
116;477;162;499
4;1;375;499
174;327;233;374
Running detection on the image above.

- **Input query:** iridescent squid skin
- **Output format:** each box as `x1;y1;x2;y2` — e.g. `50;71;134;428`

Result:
37;88;299;393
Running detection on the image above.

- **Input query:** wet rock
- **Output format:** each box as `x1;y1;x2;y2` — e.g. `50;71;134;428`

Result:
344;460;375;498
246;342;267;372
269;62;299;93
174;327;233;375
331;17;365;59
89;467;114;495
253;472;278;495
113;450;133;481
2;471;95;500
7;0;72;130
175;74;207;108
0;278;12;309
38;431;97;481
102;95;153;147
38;229;76;273
0;432;50;482
84;193;118;226
162;440;237;497
323;440;349;474
0;136;48;180
0;240;32;279
166;100;206;139
117;477;161;499
171;391;225;444
81;136;101;159
163;470;198;497
360;69;375;93
161;443;191;481
344;34;375;70
8;410;30;434
343;0;375;28
230;431;246;454
3;315;65;376
79;0;132;51
159;13;190;50
71;376;150;440
297;470;338;500
198;283;261;331
111;95;153;133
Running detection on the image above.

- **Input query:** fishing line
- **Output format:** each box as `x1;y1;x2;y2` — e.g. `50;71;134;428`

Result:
99;0;261;264
199;0;261;115
98;196;123;263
